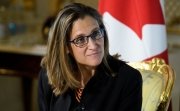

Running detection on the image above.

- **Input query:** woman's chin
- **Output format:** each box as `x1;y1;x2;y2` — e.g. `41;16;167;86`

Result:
86;60;102;67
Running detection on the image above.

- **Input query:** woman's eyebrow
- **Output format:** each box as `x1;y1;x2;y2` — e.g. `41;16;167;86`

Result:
74;27;99;38
90;27;99;33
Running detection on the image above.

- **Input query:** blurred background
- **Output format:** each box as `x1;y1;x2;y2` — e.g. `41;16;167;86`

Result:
0;0;180;111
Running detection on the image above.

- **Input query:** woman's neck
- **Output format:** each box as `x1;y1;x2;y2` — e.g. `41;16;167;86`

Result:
78;65;96;87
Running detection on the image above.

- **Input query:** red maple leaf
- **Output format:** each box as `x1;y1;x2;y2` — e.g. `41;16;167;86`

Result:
99;0;165;39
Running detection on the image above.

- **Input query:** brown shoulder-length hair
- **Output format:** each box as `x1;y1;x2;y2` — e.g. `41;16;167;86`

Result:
41;3;111;96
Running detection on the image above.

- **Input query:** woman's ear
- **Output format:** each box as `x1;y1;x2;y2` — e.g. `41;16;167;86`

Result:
66;47;70;54
66;46;71;54
66;45;73;55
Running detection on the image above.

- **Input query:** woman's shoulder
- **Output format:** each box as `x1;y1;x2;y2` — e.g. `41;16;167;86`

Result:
108;55;142;79
107;55;129;72
39;68;49;83
38;68;53;96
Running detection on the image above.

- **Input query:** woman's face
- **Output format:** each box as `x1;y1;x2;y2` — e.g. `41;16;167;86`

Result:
69;16;104;69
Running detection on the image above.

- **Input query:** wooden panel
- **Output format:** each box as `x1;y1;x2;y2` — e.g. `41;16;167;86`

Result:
0;51;42;78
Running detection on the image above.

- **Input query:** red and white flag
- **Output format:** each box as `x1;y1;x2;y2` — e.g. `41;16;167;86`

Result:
99;0;168;63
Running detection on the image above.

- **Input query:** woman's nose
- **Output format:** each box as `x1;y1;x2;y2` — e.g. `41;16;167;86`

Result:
87;37;97;49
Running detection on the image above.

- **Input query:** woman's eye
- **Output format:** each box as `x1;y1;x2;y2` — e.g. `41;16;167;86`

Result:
75;37;86;44
92;31;98;37
91;30;100;39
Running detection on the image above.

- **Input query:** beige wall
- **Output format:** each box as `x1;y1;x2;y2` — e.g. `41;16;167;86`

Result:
35;0;98;18
74;0;98;9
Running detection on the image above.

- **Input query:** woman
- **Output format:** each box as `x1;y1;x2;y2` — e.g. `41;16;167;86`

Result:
38;3;142;111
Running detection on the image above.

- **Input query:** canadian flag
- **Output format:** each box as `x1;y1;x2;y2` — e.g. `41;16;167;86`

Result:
99;0;168;63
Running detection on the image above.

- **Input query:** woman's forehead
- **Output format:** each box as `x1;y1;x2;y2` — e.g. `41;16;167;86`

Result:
70;16;99;37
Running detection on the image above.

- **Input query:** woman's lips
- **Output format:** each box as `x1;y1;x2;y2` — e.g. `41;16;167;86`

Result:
87;51;101;56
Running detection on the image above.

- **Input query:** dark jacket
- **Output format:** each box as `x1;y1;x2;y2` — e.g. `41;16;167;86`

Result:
38;56;142;111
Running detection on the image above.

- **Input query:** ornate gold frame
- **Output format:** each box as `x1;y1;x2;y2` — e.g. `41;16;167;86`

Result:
128;58;175;111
